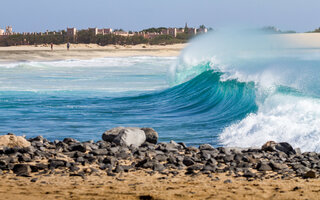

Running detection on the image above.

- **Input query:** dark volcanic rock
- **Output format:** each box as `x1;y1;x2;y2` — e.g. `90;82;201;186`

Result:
102;157;116;166
0;131;317;182
70;144;87;152
262;141;296;155
199;144;215;151
0;160;8;170
303;170;317;178
270;162;288;171
114;165;124;173
90;149;108;156
243;170;256;178
275;142;296;155
183;157;195;167
257;163;272;171
153;163;165;172
102;127;124;142
141;128;158;144
224;179;232;184
63;138;78;145
49;159;67;169
13;164;31;176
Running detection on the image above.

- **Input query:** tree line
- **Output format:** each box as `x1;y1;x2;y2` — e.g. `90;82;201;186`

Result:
0;30;191;46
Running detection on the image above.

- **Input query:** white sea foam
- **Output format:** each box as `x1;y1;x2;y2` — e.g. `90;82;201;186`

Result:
0;56;176;93
174;29;320;152
220;93;320;152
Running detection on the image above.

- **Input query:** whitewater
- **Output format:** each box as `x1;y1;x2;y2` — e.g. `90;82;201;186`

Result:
1;30;320;152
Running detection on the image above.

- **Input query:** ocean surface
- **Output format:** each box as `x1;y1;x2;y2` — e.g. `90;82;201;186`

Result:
1;31;320;152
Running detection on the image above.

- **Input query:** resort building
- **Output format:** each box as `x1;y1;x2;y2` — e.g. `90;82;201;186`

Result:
176;28;185;34
161;28;178;37
197;27;208;34
114;31;133;37
6;26;13;35
145;32;160;39
67;28;77;36
97;28;113;35
0;29;4;35
88;28;98;35
187;28;197;35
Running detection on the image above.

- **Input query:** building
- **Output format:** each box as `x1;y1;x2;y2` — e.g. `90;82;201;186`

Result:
6;26;13;35
139;32;160;39
197;28;208;34
188;28;197;35
161;28;178;37
67;28;77;36
88;28;98;35
97;28;113;35
0;29;4;35
114;31;133;37
176;28;185;34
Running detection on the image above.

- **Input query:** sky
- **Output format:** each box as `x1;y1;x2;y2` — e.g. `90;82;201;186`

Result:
1;0;320;33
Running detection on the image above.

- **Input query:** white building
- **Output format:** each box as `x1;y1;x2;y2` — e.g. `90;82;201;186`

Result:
67;27;77;36
97;28;113;35
197;28;208;34
6;26;13;35
0;29;4;35
88;28;98;35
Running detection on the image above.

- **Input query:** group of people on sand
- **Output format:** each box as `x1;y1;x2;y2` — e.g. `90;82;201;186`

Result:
50;42;70;51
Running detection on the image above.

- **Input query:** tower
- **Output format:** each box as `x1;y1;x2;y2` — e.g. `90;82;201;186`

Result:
184;23;188;34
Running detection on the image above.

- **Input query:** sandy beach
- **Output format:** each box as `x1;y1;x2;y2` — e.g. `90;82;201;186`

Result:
1;170;319;200
0;43;186;62
1;33;320;63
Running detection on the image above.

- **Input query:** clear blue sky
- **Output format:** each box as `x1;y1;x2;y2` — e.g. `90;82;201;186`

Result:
1;0;319;33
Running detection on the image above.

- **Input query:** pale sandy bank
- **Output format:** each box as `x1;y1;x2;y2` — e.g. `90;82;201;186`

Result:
0;43;187;62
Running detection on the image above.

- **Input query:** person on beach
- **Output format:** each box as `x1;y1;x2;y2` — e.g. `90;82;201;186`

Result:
51;43;53;51
67;42;70;50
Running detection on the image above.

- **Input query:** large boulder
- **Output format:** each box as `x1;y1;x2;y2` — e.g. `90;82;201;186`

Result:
141;128;158;144
0;134;31;148
102;127;158;146
102;127;125;142
113;128;146;147
261;141;296;155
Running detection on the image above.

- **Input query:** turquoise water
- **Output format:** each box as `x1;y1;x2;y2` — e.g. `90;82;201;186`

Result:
1;31;320;152
0;57;256;146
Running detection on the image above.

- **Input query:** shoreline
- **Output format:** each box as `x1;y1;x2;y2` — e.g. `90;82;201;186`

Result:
0;43;186;62
0;127;319;199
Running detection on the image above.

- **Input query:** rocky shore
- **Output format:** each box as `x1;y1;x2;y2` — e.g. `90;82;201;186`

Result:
0;127;319;180
0;127;319;199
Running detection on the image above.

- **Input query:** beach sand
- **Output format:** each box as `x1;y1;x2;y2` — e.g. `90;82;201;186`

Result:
1;33;320;63
0;43;186;62
0;170;319;200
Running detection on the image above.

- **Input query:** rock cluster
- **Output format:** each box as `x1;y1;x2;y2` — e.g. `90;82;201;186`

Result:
0;129;319;181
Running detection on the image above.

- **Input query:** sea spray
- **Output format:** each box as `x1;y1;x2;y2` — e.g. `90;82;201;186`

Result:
170;29;320;152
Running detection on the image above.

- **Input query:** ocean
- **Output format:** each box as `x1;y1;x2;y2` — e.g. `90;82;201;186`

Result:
1;31;320;152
